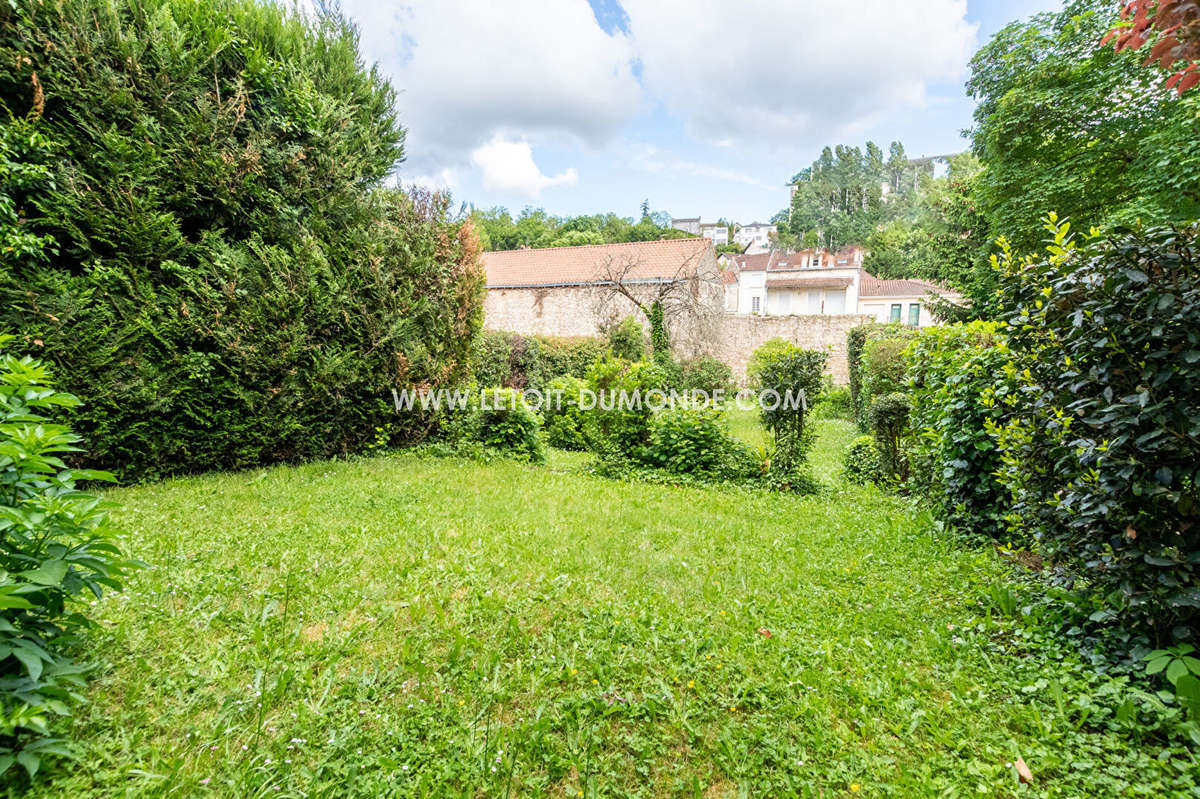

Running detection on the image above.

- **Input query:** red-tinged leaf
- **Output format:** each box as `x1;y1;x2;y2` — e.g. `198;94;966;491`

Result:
1178;70;1200;93
1167;72;1184;89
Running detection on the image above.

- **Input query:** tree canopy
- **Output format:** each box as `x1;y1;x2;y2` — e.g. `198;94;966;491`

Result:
470;205;692;251
968;0;1200;253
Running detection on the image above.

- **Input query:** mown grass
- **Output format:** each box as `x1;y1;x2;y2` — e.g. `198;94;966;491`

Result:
32;418;1199;796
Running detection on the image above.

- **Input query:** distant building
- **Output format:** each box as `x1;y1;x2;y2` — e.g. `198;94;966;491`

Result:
670;217;701;235
734;222;776;254
720;246;957;325
699;222;729;246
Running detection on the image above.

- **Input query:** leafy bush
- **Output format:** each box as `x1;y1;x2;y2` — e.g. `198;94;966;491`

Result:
751;341;826;475
812;379;852;420
645;407;731;475
0;344;134;777
994;219;1200;635
868;393;911;485
471;389;544;463
542;375;588;451
470;332;607;391
906;321;1012;538
604;316;645;362
582;357;671;459
842;436;882;485
847;323;914;428
0;0;485;481
745;338;796;386
676;356;734;396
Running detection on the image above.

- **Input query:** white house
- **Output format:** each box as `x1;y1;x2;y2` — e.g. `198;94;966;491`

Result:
720;246;956;325
734;222;776;254
699;222;729;246
670;217;701;235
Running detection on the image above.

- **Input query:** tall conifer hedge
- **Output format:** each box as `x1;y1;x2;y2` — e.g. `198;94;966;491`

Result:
0;0;484;480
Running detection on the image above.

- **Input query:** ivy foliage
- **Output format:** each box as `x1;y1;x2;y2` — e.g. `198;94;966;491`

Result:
0;0;484;480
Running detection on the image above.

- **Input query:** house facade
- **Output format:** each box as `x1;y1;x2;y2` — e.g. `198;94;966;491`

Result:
733;222;776;254
719;246;954;326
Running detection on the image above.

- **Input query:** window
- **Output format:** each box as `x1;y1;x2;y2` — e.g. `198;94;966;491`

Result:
890;304;902;322
751;296;762;314
908;303;920;326
825;289;846;314
811;254;823;268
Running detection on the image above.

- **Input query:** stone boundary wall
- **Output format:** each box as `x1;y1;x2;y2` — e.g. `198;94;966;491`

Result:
484;287;867;385
713;313;872;385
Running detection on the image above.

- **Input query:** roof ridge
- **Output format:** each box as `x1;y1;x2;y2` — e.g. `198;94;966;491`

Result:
483;237;708;256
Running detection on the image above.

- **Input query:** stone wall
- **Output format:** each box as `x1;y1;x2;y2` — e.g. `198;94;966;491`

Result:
484;286;609;338
484;287;867;384
713;313;872;384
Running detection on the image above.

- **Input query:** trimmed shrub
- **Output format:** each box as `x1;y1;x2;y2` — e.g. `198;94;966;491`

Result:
604;316;645;362
543;375;588;451
906;321;1011;538
848;323;914;428
0;344;133;777
842;436;882;485
868;393;911;485
677;356;734;396
995;219;1200;634
470;332;606;392
751;341;826;475
746;338;796;386
472;389;544;463
0;0;485;481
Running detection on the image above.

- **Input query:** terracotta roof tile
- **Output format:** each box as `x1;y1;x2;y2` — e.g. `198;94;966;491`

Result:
766;276;853;290
859;272;953;298
483;238;712;288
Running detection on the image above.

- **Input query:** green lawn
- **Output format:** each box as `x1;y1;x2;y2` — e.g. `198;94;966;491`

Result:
40;418;1197;796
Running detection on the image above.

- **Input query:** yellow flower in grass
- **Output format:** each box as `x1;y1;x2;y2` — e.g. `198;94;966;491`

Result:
849;783;860;792
687;680;694;689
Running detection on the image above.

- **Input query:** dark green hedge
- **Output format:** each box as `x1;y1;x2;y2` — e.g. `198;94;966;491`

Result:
0;0;484;480
995;221;1200;634
471;331;607;391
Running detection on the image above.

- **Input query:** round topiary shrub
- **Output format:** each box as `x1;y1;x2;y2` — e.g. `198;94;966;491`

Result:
842;436;883;485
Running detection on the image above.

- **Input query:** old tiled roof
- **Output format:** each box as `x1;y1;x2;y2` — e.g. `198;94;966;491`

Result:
732;251;777;271
482;238;712;288
720;269;739;285
766;276;854;290
859;272;952;298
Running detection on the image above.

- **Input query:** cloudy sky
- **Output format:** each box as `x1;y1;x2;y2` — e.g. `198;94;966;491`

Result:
337;0;1064;224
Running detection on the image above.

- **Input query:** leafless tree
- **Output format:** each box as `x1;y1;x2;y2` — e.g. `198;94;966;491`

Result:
591;248;723;359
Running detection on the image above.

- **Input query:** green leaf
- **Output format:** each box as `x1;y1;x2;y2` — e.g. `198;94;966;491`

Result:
1146;656;1171;675
15;751;39;778
19;560;68;586
1167;658;1188;686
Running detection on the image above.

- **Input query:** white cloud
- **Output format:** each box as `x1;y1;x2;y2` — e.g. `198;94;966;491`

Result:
471;135;578;197
628;143;775;190
341;0;640;176
620;0;977;149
